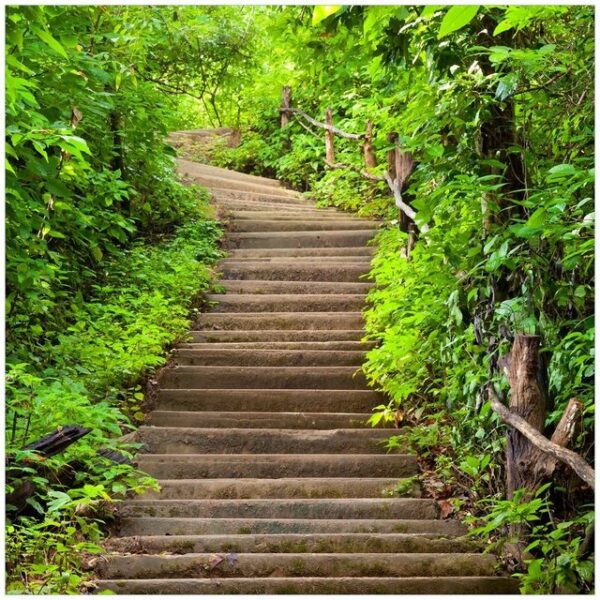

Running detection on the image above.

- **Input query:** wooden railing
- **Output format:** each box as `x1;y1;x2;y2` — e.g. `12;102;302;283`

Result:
278;85;424;251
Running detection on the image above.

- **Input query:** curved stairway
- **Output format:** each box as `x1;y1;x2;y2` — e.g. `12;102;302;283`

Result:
96;156;518;594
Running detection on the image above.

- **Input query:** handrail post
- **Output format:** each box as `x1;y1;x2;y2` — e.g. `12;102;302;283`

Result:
281;86;292;128
325;108;336;165
362;119;377;169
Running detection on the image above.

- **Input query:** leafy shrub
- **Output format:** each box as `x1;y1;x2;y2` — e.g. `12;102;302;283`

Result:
6;213;223;593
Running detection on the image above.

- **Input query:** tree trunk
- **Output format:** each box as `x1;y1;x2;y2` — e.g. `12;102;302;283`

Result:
503;334;547;498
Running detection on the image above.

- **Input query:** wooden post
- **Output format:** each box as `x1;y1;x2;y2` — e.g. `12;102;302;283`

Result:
407;223;417;260
362;120;377;169
281;86;292;128
325;108;336;165
386;132;398;180
502;334;548;498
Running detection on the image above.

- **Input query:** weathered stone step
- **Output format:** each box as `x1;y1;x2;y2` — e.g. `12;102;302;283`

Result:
177;159;283;189
172;349;365;367
135;454;418;479
228;210;374;222
137;427;389;454
117;517;467;537
214;195;313;209
194;312;363;331
139;477;416;499
178;341;375;351
220;263;369;283
98;576;518;595
230;230;378;249
160;366;368;390
206;294;365;313
211;188;308;204
227;247;375;258
154;389;379;413
232;220;379;233
217;280;371;295
221;256;372;264
147;411;373;429
119;498;437;520
106;533;475;555
180;170;300;198
97;552;495;579
188;329;366;342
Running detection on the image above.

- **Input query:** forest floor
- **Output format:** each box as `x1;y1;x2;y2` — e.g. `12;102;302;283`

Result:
94;131;519;594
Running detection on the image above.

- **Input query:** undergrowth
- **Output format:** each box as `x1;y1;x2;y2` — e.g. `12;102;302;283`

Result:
6;195;223;594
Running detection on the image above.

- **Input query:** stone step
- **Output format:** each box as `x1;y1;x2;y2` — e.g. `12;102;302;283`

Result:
146;411;374;429
232;220;378;233
106;533;475;555
154;389;379;412
177;160;282;189
118;498;437;520
212;198;340;216
138;478;417;499
98;576;518;595
228;210;373;222
220;263;369;283
117;517;467;537
159;366;368;390
214;195;312;208
178;169;300;197
217;280;371;295
206;294;365;313
137;427;389;454
211;188;308;204
188;329;366;342
172;349;365;367
135;454;418;479
221;256;372;264
227;247;375;258
97;552;495;580
230;230;378;249
194;312;363;331
177;341;375;351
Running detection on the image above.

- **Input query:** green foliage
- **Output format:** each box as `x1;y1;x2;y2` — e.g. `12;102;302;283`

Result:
5;6;228;592
469;486;594;594
6;215;222;593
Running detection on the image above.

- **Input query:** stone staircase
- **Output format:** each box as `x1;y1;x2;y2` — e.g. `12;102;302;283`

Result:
96;157;518;594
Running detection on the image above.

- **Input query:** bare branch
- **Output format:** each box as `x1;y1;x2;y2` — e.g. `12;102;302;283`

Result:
488;387;594;490
278;107;363;140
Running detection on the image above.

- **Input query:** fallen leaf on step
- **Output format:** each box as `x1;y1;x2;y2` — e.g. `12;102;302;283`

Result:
438;499;455;519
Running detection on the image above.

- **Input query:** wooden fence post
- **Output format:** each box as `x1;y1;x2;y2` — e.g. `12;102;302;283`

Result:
362;119;377;168
325;108;336;165
502;334;548;498
281;85;292;128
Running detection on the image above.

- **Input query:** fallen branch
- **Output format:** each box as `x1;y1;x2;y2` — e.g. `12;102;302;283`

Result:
488;387;594;490
278;107;363;140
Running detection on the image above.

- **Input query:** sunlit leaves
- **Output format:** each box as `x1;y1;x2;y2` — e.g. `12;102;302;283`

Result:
437;5;479;39
311;5;342;26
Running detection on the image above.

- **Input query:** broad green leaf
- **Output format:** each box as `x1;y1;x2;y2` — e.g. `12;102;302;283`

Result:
493;19;514;36
438;5;480;39
312;5;342;26
31;26;68;59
